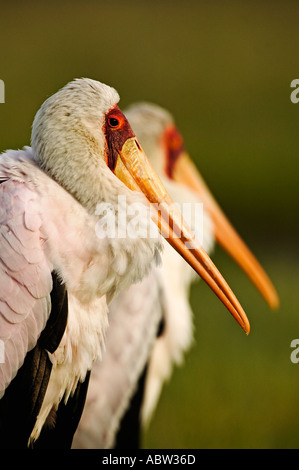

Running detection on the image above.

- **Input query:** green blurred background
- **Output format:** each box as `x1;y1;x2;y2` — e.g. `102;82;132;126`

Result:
0;0;298;449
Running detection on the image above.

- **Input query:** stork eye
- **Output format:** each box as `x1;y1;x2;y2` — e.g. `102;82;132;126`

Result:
108;117;120;128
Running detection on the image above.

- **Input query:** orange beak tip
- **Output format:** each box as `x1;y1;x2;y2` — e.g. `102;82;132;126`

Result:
239;312;250;335
270;293;280;310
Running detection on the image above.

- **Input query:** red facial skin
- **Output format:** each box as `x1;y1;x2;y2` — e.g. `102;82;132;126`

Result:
163;125;185;179
103;105;135;172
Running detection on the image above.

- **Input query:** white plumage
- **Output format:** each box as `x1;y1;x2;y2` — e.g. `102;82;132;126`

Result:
0;81;164;446
72;266;163;448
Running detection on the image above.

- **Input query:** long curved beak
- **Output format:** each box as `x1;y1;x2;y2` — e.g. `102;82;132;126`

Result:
115;137;250;334
172;152;279;310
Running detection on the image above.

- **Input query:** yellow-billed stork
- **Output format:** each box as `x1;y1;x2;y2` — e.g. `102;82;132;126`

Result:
73;102;278;449
0;81;249;449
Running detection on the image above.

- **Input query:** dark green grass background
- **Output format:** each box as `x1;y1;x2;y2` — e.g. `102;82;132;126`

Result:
0;0;298;448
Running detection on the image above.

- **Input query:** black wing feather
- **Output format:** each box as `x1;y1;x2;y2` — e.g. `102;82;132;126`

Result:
0;272;68;449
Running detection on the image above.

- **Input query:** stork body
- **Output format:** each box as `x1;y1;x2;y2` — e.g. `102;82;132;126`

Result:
0;149;160;443
0;83;162;447
0;82;249;449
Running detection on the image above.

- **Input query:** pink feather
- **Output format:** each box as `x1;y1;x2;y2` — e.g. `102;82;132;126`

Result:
0;175;53;397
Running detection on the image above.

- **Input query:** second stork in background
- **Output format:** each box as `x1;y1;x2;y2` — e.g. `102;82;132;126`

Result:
73;102;279;449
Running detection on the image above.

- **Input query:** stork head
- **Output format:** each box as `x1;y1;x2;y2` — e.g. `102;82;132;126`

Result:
32;79;122;209
31;78;251;333
124;101;279;310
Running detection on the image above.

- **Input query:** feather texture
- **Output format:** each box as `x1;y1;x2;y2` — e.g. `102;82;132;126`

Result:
0;81;167;447
0;145;162;443
0;175;53;398
72;267;163;449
